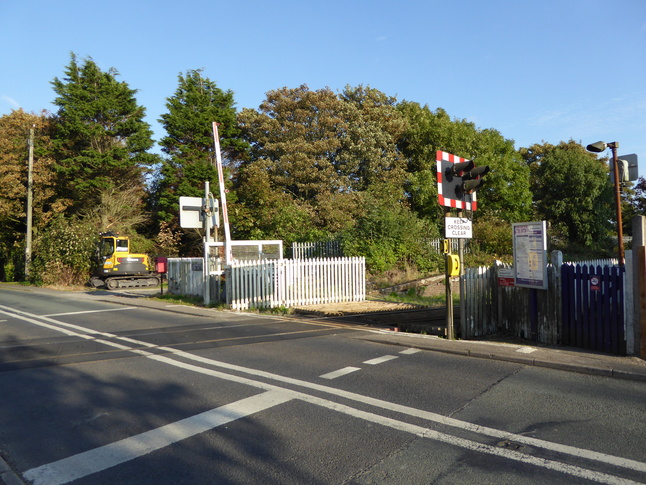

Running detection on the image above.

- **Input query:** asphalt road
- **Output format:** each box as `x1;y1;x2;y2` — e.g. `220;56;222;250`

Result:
0;286;645;485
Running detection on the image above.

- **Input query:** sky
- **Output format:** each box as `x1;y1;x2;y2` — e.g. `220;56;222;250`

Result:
1;0;645;174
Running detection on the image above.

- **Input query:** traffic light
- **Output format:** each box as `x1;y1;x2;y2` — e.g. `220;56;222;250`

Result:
457;164;490;197
437;151;490;210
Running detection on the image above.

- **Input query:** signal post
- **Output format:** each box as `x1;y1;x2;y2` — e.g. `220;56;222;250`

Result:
436;151;489;339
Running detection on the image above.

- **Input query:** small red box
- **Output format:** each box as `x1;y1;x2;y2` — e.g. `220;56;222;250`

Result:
156;256;168;274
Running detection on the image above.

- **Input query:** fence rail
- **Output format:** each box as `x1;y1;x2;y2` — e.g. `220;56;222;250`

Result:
227;257;365;310
290;239;468;258
291;241;343;259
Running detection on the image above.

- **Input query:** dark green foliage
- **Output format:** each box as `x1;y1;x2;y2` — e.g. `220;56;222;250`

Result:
340;186;442;273
2;53;625;284
51;54;157;214
397;101;533;224
154;70;246;225
522;141;614;249
30;214;97;286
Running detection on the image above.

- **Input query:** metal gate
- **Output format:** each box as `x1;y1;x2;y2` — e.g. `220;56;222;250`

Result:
561;263;626;355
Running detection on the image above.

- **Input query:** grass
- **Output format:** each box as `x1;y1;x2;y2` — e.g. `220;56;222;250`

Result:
153;293;223;308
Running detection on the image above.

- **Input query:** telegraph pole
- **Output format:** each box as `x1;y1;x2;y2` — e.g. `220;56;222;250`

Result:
25;125;35;280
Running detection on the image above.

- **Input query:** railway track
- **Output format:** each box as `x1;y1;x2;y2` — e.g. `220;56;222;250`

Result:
316;306;460;337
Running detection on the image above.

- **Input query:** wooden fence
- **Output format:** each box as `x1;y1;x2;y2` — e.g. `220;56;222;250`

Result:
461;256;622;352
561;263;625;354
226;257;365;310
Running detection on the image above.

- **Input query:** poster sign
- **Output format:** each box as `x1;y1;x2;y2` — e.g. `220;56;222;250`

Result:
512;221;548;290
445;217;472;239
498;267;515;287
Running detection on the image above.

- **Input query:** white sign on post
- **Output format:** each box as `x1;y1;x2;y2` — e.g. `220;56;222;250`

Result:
445;217;472;239
179;197;219;229
179;196;203;229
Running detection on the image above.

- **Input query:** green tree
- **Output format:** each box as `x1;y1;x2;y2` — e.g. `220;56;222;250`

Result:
155;69;246;224
30;213;97;286
522;141;614;249
51;54;158;214
336;85;408;190
238;85;347;201
236;84;412;245
398;101;532;224
341;186;442;273
621;176;646;239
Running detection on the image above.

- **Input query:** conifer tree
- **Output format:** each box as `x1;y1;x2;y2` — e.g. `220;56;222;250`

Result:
154;70;245;224
51;54;157;214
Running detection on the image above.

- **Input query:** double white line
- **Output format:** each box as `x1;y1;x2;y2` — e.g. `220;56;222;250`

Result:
0;304;643;485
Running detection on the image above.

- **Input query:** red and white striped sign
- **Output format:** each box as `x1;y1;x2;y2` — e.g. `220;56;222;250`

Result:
436;150;478;211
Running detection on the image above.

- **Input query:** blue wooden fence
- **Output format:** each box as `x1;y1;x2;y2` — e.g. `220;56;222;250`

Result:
561;263;625;355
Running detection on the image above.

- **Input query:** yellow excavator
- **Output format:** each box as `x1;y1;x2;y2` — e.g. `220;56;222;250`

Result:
90;232;160;290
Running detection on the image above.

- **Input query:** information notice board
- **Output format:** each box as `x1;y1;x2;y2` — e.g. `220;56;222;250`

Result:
512;221;548;290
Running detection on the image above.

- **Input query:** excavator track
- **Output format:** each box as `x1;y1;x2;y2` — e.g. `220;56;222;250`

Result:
104;276;160;290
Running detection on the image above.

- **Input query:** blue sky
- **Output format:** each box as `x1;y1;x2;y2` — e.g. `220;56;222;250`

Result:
2;0;645;174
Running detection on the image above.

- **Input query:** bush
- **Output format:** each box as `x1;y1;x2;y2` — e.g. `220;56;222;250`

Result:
30;215;97;286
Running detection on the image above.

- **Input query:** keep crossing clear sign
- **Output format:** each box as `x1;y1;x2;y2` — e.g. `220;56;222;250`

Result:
445;217;472;239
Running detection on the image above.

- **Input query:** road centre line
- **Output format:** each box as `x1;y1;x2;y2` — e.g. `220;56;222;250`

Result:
319;366;361;379
400;348;421;355
363;355;398;365
43;307;137;317
23;390;293;485
2;304;645;481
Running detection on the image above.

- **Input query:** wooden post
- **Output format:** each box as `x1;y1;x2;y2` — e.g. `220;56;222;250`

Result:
639;247;646;358
633;216;646;358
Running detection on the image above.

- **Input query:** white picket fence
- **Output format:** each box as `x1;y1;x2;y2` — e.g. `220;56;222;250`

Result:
226;257;365;310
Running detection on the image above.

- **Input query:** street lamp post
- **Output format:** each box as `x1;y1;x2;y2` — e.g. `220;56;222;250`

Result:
586;141;624;266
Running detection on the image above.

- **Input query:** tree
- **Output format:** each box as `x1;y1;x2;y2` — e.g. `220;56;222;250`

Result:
336;85;408;191
341;185;442;273
154;69;246;225
238;85;347;201
51;54;158;214
630;177;646;215
0;110;57;280
398;101;533;224
522;141;614;249
235;84;411;244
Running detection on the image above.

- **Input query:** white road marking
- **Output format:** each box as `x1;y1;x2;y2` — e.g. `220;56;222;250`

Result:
43;307;137;317
23;390;292;485
399;348;421;355
2;303;645;484
516;347;537;354
363;355;398;365
319;366;361;379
